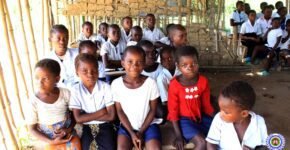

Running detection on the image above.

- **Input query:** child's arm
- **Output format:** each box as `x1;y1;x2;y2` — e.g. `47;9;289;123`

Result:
55;111;76;137
263;28;272;41
206;142;218;150
102;54;122;68
281;34;289;43
138;99;158;135
72;107;107;123
201;80;214;116
95;105;116;122
172;121;185;149
28;124;72;145
272;36;282;50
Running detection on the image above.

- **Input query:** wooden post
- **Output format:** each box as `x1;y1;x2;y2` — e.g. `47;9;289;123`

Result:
44;0;52;55
178;0;182;24
0;128;7;150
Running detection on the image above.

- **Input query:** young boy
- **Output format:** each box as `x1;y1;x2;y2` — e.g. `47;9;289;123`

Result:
78;21;98;42
279;19;290;67
143;13;165;43
100;24;126;69
45;24;79;88
127;26;143;46
95;22;109;48
120;16;133;43
256;2;268;19
206;81;268;150
155;23;175;47
230;1;248;33
240;10;262;63
252;18;283;76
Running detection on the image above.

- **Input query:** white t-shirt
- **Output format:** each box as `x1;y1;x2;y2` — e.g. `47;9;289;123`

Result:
69;81;114;125
78;32;98;42
98;61;106;78
143;27;165;43
230;10;248;33
256;17;272;36
157;67;181;102
27;88;70;125
266;28;283;48
111;77;161;130
158;36;171;45
121;28;131;43
45;48;79;88
100;40;127;61
206;112;268;150
94;34;107;46
240;20;262;35
141;63;164;80
280;30;290;50
127;41;138;46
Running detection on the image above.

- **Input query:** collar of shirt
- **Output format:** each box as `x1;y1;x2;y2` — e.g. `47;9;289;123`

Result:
80;81;100;96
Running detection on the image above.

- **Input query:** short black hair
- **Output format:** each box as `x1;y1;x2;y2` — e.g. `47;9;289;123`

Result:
75;53;98;70
236;1;244;7
166;23;175;33
221;81;256;110
79;40;97;53
35;59;61;77
170;24;186;34
108;24;120;31
268;4;275;10
82;21;93;28
137;40;154;48
175;46;199;63
121;16;132;24
50;24;68;37
131;26;142;33
272;17;281;22
278;6;287;14
122;46;146;61
260;2;268;10
160;46;176;60
146;13;155;18
99;22;108;29
248;10;256;15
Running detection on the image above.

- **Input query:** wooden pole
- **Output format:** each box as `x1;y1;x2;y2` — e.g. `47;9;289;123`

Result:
0;127;7;150
41;0;45;55
0;0;25;121
22;0;39;63
44;0;52;55
178;0;182;24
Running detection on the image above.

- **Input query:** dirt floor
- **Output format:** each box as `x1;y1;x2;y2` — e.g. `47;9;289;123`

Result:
162;69;290;149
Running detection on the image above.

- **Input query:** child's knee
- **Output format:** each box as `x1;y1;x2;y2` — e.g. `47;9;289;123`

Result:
145;139;161;150
192;135;206;147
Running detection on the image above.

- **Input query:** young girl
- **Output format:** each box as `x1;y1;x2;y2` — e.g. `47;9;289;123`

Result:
143;13;165;43
112;46;162;150
121;16;133;43
167;46;214;150
69;54;116;150
28;59;81;150
138;40;163;80
95;22;108;48
206;81;268;150
46;24;79;88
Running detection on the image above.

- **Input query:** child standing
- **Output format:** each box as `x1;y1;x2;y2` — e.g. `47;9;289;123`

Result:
143;14;165;43
69;54;116;150
28;59;81;150
230;1;248;33
46;24;79;88
206;81;268;150
138;40;163;80
100;24;126;69
121;16;133;43
167;46;214;150
256;2;268;19
279;19;290;66
79;40;106;81
252;18;283;76
256;6;273;36
95;22;109;48
127;26;143;46
78;21;98;42
112;46;162;150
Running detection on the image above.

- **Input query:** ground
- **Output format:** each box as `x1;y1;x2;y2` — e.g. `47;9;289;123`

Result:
162;69;290;149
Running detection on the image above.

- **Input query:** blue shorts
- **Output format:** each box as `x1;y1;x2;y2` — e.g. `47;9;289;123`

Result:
118;124;161;142
179;115;213;142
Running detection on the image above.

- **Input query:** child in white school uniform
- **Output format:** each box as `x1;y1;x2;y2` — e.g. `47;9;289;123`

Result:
78;21;98;42
138;40;163;80
95;22;108;48
155;23;175;48
143;13;165;44
206;81;268;150
230;1;248;33
120;16;133;43
112;46;162;150
279;19;290;67
256;2;267;20
28;59;81;150
127;26;143;46
69;54;116;150
45;24;79;88
256;6;273;36
100;24;127;69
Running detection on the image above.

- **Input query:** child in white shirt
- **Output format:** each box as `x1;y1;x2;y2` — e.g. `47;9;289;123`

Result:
279;19;290;66
78;21;98;42
206;81;268;150
45;24;79;88
70;54;116;149
112;46;162;149
230;1;248;33
127;26;143;46
143;13;165;43
120;16;133;43
95;22;108;48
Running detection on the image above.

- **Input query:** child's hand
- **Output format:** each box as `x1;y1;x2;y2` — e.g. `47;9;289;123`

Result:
53;130;66;139
50;135;72;145
173;136;184;150
131;133;142;150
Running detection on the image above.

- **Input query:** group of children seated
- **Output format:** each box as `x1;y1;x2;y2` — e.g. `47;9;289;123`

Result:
231;1;290;76
27;13;268;150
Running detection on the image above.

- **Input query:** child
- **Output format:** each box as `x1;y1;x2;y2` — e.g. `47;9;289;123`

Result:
127;26;143;46
157;46;181;104
79;40;106;81
78;21;98;42
28;59;81;149
244;3;251;15
230;1;248;33
100;24;126;69
272;1;284;18
256;5;273;36
279;19;290;66
206;81;268;150
252;17;283;76
95;22;109;48
256;2;268;19
169;24;188;48
46;24;79;88
112;46;162;150
240;10;262;63
121;16;133;43
167;46;214;150
278;7;288;30
138;40;163;80
69;54;116;150
143;13;165;43
155;23;175;47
